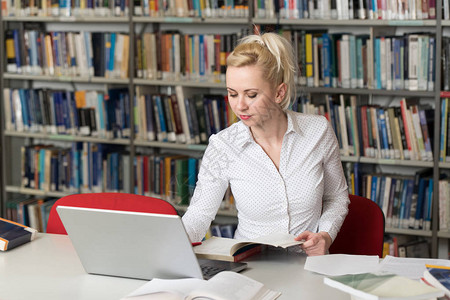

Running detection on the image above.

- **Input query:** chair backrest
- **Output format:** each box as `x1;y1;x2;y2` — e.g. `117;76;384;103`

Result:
329;194;385;257
46;193;178;234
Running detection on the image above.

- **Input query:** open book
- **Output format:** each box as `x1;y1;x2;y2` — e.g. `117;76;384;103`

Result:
193;232;303;262
121;271;281;300
422;264;450;298
324;273;444;300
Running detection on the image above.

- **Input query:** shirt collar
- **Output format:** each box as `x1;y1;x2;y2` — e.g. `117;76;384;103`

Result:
285;110;303;136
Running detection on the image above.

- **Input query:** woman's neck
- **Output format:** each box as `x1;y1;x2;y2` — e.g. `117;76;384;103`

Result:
250;110;288;146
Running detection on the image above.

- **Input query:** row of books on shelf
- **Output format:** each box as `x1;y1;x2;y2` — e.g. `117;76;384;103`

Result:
255;0;437;20
2;0;444;20
3;88;132;138
295;95;434;161
1;0;129;17
18;142;236;209
5;27;440;92
20;143;132;193
135;87;238;143
383;236;431;258
3;86;238;144
5;29;130;78
344;163;434;230
4;197;57;233
287;30;435;91
134;31;243;81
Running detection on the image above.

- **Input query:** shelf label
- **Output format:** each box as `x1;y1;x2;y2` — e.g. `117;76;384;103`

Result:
388;20;423;26
164;17;193;23
49;134;74;141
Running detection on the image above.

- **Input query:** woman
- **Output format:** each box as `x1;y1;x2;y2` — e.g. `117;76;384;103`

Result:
182;32;349;256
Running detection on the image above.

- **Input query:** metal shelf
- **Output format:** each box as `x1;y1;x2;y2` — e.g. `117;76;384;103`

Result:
385;227;433;237
340;156;434;167
4;131;130;144
134;78;226;88
133;16;249;24
6;185;70;198
253;18;437;27
3;73;130;84
2;16;129;22
134;140;207;151
300;86;436;97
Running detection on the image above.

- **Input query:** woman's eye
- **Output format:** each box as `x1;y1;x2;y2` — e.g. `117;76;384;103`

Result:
229;94;238;98
247;94;257;99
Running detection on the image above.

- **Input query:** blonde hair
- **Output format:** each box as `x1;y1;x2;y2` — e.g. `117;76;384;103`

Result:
226;32;297;111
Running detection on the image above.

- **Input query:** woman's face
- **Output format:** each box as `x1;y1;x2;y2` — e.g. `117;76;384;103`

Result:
226;65;283;128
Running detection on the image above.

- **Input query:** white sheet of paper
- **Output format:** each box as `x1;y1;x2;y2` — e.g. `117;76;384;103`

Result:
304;254;380;276
376;255;450;280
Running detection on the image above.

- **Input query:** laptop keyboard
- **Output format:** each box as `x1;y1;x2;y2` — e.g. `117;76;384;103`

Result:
201;265;225;279
198;259;248;280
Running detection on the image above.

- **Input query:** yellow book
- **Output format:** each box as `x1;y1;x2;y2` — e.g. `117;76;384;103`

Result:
44;34;54;76
305;33;313;87
120;35;129;79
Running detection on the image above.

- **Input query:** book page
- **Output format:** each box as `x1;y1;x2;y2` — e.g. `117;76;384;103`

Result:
194;232;302;257
304;254;380;276
122;278;207;299
187;271;281;300
194;237;242;256
377;256;450;280
249;232;302;248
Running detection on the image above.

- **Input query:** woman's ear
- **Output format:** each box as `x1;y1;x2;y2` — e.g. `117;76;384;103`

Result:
275;83;287;103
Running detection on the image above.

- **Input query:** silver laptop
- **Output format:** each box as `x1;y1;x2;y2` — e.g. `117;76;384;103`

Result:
56;206;247;280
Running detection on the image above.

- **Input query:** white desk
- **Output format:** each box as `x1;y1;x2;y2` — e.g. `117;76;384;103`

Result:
0;234;349;300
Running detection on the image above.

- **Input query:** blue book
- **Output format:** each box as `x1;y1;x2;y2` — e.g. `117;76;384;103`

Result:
440;98;448;161
398;179;409;228
403;179;414;229
377;176;386;209
188;158;197;198
349;35;357;88
375;38;381;89
415;177;427;229
370;175;378;202
353;162;360;196
393;37;402;90
199;35;205;77
12;29;22;73
0;217;37;251
18;89;30;131
28;31;39;74
185;98;195;141
108;33;116;76
144;95;155;141
322;34;332;87
61;92;70;134
425;179;433;230
378;108;389;159
154;95;168;142
39;148;46;190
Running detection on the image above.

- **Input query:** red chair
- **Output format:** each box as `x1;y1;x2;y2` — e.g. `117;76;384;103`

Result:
46;193;178;234
329;194;385;257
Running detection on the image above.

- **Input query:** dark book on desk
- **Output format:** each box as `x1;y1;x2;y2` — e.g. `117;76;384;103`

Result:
193;232;302;262
121;271;281;300
423;264;450;298
0;217;37;251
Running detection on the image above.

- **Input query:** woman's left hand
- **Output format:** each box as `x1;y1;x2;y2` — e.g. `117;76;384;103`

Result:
295;231;332;256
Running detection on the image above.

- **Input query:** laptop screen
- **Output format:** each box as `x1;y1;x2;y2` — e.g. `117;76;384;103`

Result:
57;206;204;280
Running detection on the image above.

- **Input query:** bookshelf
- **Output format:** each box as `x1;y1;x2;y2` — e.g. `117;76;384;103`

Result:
1;0;449;258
